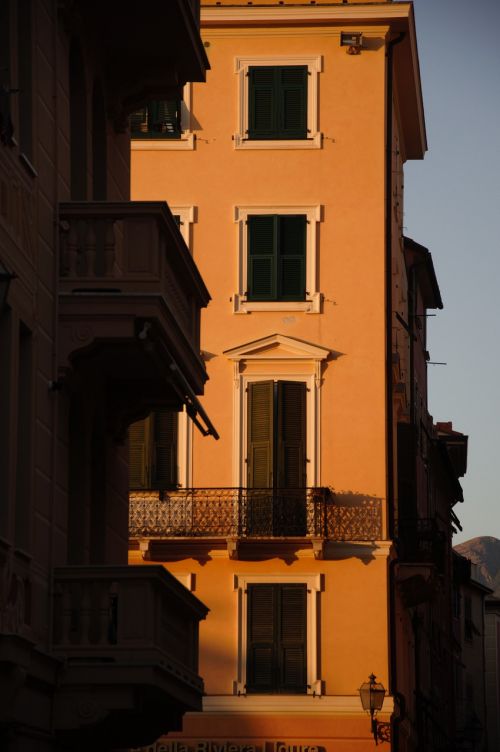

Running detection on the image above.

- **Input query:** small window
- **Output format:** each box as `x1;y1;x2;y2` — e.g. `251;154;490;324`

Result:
247;215;306;302
248;66;307;141
130;100;181;139
247;583;307;694
234;572;322;697
234;56;322;150
234;205;321;314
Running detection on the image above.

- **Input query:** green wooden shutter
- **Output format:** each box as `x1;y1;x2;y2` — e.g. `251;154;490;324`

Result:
279;584;307;693
247;381;274;488
247;584;276;693
152;410;178;489
248;67;277;139
278;66;308;139
129;417;151;489
150;100;181;137
247;584;307;694
278;215;306;300
277;381;306;489
247;215;277;300
248;66;307;140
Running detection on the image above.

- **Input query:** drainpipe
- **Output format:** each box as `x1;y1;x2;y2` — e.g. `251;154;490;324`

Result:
385;30;405;752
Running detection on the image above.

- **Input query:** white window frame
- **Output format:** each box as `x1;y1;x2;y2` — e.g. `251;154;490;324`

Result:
234;55;323;150
131;84;194;151
224;334;330;488
177;407;193;489
233;572;323;696
170;205;196;249
233;205;322;314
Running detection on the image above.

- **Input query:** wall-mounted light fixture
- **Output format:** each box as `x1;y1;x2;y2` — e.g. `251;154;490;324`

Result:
359;673;386;745
0;261;16;310
340;31;363;55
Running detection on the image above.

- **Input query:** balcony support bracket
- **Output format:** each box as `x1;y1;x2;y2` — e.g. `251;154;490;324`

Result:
139;539;151;560
311;538;325;560
226;537;240;560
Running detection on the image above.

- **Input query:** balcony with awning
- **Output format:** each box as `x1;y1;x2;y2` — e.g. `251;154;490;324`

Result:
57;201;216;437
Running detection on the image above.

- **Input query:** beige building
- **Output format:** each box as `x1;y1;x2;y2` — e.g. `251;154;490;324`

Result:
452;555;490;751
0;1;215;750
130;2;468;751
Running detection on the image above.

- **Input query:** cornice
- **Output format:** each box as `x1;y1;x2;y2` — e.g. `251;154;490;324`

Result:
201;3;412;25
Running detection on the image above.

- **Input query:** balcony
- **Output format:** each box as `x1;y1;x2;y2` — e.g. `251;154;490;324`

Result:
129;488;384;558
52;565;208;749
63;2;208;127
58;202;211;429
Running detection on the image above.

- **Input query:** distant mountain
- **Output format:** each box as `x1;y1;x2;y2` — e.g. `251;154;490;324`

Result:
454;536;500;596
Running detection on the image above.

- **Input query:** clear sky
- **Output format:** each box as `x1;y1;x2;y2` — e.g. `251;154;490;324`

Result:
405;0;500;543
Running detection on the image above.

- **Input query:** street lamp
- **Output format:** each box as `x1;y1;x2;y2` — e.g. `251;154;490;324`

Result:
359;673;386;745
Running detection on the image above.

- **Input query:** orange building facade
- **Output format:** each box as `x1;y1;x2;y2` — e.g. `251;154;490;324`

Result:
130;3;467;751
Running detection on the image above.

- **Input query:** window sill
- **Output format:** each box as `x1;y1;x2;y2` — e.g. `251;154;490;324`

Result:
234;133;322;150
131;133;195;151
202;694;395;715
233;292;321;314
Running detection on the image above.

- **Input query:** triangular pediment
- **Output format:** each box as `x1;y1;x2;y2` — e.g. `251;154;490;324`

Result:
223;334;330;362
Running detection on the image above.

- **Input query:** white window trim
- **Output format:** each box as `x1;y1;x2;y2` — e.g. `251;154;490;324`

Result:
131;84;195;151
170;205;196;249
225;334;330;488
233;205;322;314
171;572;195;591
177;407;193;489
234;55;323;150
233;572;323;697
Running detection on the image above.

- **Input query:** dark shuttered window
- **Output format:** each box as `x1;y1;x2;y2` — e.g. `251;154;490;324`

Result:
247;381;306;490
248;215;306;301
246;583;307;694
130;100;181;139
248;66;307;140
129;419;150;490
129;410;178;489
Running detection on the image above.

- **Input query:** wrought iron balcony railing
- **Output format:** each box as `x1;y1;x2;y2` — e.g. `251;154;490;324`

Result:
129;488;384;541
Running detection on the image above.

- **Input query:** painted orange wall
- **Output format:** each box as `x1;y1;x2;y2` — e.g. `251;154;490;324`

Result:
130;5;423;750
132;24;389;501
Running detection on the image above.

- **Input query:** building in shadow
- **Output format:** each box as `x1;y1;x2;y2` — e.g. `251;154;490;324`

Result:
0;1;216;750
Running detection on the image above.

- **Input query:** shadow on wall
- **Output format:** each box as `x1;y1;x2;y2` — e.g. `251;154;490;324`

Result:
326;488;384;545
